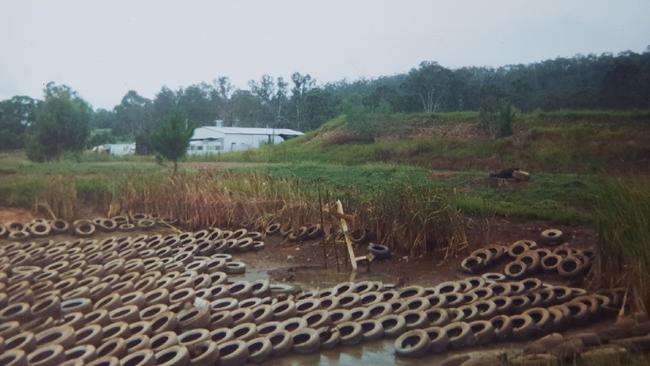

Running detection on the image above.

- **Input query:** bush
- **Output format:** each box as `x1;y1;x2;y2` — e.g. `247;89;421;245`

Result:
479;98;514;138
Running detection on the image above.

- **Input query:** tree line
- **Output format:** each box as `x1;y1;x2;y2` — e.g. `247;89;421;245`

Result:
1;48;649;158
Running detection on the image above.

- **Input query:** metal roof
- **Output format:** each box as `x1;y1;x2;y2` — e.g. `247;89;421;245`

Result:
192;126;303;139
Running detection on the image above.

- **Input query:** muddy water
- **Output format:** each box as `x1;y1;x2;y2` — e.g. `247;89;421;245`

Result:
235;251;528;366
256;341;521;366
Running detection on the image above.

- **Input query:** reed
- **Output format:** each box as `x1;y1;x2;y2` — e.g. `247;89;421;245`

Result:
592;176;650;312
114;170;466;258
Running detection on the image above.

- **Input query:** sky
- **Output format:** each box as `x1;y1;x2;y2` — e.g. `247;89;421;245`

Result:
1;0;649;109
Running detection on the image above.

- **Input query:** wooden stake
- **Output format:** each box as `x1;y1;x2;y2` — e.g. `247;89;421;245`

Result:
335;200;358;272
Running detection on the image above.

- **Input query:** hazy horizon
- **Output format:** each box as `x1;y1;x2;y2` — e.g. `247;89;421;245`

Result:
1;0;649;109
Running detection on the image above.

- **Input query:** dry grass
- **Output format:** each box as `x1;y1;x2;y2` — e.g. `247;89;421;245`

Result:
112;170;467;258
591;176;650;313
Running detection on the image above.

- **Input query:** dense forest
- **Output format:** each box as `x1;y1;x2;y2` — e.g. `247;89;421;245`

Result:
1;48;649;151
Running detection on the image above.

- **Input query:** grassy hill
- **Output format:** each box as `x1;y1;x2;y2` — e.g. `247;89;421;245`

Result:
213;110;650;174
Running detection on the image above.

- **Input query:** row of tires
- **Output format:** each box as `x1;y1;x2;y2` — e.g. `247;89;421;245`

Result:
264;222;323;242
462;238;595;279
0;216;161;241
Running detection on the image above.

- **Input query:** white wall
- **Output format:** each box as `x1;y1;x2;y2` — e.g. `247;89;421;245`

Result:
188;133;285;155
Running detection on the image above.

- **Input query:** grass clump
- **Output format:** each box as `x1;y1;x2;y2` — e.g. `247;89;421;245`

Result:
592;177;650;312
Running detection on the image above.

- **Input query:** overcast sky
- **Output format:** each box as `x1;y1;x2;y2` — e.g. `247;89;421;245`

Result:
1;0;649;109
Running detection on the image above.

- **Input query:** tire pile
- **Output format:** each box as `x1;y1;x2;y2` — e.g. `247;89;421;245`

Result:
461;230;595;279
0;219;620;366
0;214;167;241
0;223;274;366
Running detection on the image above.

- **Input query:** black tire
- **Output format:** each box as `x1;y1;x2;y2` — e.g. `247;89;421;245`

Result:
368;243;391;260
394;329;430;358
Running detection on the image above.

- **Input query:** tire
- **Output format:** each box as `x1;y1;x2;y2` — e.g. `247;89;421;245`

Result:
558;255;584;278
97;338;127;359
305;224;323;240
50;219;70;233
457;305;478;323
359;319;384;341
267;330;292;357
328;309;352;324
338;321;363;346
482;272;506;282
511;295;532;313
209;328;234;345
224;261;246;275
120;349;155;366
367;303;392;319
178;329;210;347
510;314;535;340
280;317;307;333
394;329;430;358
154;345;189;366
405;297;430;312
520;278;542;292
434;281;461;295
87;356;119;366
5;331;37;353
35;325;76;348
125;334;150;352
505;260;528;279
291;328;321;354
540;229;564;246
423;326;449;353
403;310;428;330
27;344;65;366
473;300;497;320
490;315;513;341
565;301;589;325
265;223;281;235
231;322;258;341
517;250;541;273
461;256;485;274
150;312;178;334
368;243;391;260
349;307;370;322
443;322;472;349
64;344;97;363
75;324;104;347
317;327;340;350
271;300;297;320
0;349;27;366
251;305;274;325
29;221;51;237
296;298;321;315
425;308;450;327
508;240;536;258
469;320;495;345
246;337;272;363
359;291;382;306
398;285;425;299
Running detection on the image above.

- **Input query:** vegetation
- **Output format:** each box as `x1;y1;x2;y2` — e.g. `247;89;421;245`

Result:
26;83;92;161
592;178;650;311
149;113;194;173
209;110;650;174
2;49;650;152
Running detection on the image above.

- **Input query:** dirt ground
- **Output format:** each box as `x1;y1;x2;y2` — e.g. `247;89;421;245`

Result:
239;216;597;292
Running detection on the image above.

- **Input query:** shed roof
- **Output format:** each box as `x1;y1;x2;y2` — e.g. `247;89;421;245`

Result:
191;126;303;139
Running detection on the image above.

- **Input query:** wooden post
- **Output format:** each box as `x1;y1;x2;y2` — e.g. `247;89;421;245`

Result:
318;184;327;269
335;200;359;272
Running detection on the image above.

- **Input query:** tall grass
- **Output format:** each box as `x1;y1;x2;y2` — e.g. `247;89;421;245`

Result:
592;177;650;312
113;170;466;257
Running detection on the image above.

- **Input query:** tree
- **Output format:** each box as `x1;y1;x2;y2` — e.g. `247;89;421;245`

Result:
403;61;453;113
290;73;315;130
26;83;91;161
149;113;194;173
0;95;38;150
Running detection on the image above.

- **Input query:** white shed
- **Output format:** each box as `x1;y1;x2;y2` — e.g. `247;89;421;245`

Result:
187;126;303;155
92;143;136;156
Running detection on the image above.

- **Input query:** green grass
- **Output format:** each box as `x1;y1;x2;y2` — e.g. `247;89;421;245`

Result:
208;110;650;174
593;177;650;311
229;162;601;223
